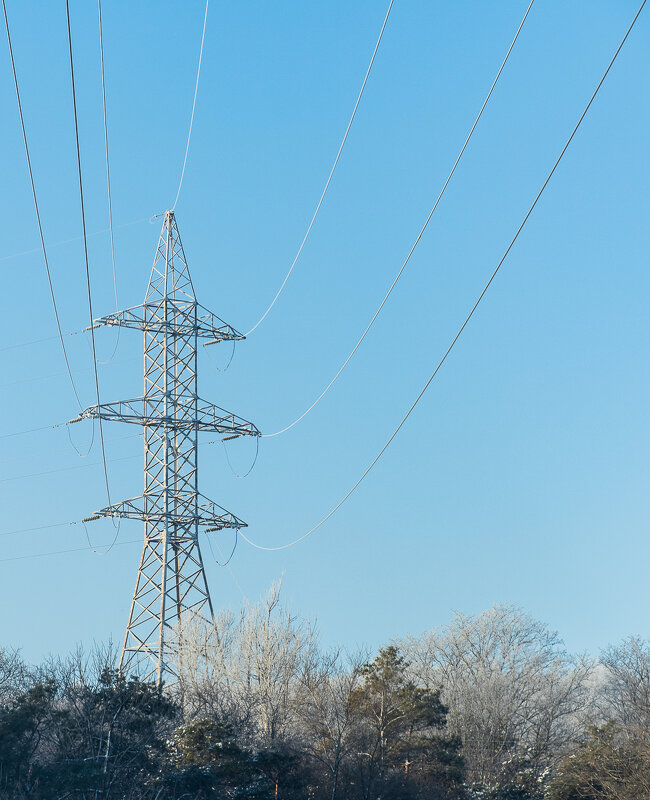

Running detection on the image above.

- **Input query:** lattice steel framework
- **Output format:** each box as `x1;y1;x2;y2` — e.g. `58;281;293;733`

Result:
77;211;259;686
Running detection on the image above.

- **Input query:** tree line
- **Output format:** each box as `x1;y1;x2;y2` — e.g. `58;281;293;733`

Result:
1;585;649;799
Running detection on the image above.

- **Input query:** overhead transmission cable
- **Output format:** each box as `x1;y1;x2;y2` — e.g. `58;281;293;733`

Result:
242;0;395;338
205;529;238;567
172;0;209;210
221;436;260;478
0;215;151;266
0;520;242;566
2;0;83;411
0;538;141;564
262;0;535;439
239;0;646;552
205;534;249;603
0;453;139;486
0;432;141;466
0;421;68;440
0;419;130;447
0;329;84;354
65;0;111;506
0;523;240;566
97;0;120;361
0;521;79;539
0;353;138;390
83;516;121;556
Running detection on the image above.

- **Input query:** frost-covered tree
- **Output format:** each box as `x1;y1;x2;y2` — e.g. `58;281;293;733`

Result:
294;649;364;800
177;581;316;750
600;636;650;730
400;605;591;795
0;646;28;704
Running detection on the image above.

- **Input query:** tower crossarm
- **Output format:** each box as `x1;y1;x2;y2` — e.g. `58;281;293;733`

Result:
72;395;260;437
84;492;246;531
92;301;243;342
195;399;260;437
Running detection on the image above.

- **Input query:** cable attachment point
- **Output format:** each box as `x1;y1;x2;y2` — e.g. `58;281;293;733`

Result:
68;416;83;425
83;514;101;523
221;434;239;442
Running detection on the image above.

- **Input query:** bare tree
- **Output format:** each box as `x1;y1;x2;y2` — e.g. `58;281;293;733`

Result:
294;649;365;800
177;581;317;749
601;636;650;732
238;581;316;746
0;646;28;703
175;608;245;726
34;643;176;799
400;605;591;791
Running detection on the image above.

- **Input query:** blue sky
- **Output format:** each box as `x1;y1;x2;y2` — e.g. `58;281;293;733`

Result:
0;0;648;665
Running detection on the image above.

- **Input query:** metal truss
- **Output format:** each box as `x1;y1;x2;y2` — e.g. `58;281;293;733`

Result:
94;300;240;342
75;397;259;436
85;492;246;531
79;211;258;686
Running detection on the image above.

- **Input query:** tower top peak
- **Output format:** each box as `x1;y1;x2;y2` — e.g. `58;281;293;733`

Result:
146;209;194;302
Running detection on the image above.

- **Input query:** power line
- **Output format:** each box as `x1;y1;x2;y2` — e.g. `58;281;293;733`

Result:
0;454;139;485
206;529;238;566
0;216;152;266
221;436;260;478
262;0;535;439
0;422;67;440
66;416;96;459
97;0;120;363
0;432;141;466
2;0;83;411
0;521;78;539
172;0;209;211
83;516;121;556
0;537;141;564
0;369;74;390
0;353;138;390
239;0;646;552
0;516;121;560
242;0;395;338
0;415;240;447
206;533;249;603
0;329;84;354
98;0;117;312
66;0;111;506
0;431;228;474
203;339;236;373
0;418;97;457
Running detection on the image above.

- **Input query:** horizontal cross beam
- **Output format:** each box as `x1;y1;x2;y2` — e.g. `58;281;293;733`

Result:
72;395;260;437
83;492;246;530
91;301;244;341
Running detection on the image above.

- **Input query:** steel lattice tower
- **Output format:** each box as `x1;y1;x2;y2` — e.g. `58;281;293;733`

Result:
78;211;259;685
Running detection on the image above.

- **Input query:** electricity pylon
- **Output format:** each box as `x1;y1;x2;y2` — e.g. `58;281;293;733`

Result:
76;211;259;686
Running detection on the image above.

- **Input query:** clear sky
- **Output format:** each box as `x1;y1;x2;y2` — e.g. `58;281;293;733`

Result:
0;0;648;666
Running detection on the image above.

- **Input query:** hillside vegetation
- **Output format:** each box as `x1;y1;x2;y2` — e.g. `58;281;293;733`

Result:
1;589;648;799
